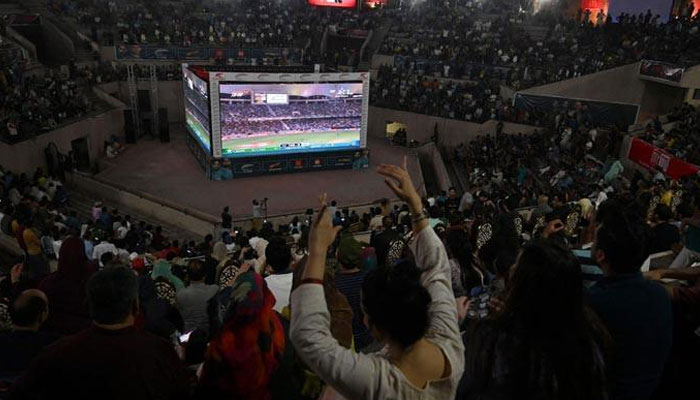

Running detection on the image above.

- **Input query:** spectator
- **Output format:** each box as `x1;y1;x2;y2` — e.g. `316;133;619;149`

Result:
0;290;58;379
648;204;682;254
199;270;285;399
176;260;218;333
669;195;700;269
10;267;190;399
221;206;232;230
37;237;96;335
151;259;185;290
370;216;400;266
586;200;672;400
291;162;464;398
264;236;294;313
335;233;374;351
458;239;609;399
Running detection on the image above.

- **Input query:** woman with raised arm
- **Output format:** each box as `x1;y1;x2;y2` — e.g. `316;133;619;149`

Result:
290;157;464;400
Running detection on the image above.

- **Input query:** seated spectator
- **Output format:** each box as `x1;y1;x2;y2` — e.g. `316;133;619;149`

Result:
0;290;58;380
37;238;96;335
10;267;189;399
198;270;285;398
264;237;294;313
586;200;672;400
176;260;218;334
458;239;609;399
291;163;464;398
649;204;682;254
92;234;118;266
669;195;700;269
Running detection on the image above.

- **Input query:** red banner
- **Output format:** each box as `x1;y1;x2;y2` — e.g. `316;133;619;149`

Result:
308;0;357;8
627;138;699;179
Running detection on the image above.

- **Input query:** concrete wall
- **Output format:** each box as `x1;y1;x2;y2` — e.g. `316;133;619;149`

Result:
116;81;185;124
520;63;647;105
638;81;687;122
67;172;217;237
519;62;691;123
0;108;124;174
367;106;538;147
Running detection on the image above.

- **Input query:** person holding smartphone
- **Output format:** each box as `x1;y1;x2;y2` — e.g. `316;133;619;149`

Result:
290;157;464;399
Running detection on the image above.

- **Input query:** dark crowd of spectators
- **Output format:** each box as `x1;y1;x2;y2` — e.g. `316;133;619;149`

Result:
3;125;700;398
0;67;94;144
371;2;700;122
48;0;378;50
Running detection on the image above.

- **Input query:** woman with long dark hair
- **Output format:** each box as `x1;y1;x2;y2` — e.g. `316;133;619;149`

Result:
290;158;464;399
458;239;610;400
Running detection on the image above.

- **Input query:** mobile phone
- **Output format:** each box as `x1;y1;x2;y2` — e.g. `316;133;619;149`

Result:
467;290;491;319
179;331;193;344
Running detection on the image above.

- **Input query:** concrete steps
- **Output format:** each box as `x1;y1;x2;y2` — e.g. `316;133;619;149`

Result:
66;187;202;244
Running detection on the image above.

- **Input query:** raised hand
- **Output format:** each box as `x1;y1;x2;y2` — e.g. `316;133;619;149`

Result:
309;193;343;253
377;156;421;211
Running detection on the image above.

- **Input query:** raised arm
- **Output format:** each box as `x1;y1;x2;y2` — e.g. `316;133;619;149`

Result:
378;159;462;343
290;195;389;400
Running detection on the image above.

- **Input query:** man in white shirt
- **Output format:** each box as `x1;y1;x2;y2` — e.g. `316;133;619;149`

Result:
369;207;385;232
92;237;119;267
264;237;294;313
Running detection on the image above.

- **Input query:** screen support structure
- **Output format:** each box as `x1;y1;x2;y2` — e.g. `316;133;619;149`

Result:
209;74;223;158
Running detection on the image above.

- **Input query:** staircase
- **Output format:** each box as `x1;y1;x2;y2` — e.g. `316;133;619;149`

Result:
361;20;392;64
23;0;98;63
67;187;202;243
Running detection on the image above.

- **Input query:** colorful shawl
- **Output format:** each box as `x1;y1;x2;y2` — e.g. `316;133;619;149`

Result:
199;271;285;399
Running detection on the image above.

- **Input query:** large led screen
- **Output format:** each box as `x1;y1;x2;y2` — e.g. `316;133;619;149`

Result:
219;82;363;157
183;67;211;151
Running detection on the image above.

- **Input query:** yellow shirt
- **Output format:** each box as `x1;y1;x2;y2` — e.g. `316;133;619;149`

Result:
23;228;42;256
660;191;673;207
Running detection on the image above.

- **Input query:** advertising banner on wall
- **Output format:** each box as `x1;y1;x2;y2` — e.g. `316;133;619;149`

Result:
639;59;684;84
627;137;699;179
513;93;639;128
116;45;302;63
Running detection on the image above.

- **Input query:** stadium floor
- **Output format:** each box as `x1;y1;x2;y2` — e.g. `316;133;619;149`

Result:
96;125;423;219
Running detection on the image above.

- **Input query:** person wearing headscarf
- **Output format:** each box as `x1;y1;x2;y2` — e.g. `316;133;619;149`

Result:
38;237;97;335
198;270;285;400
151;259;184;290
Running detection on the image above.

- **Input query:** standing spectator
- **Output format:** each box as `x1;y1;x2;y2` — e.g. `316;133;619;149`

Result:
335;234;374;351
458;240;609;399
176;260;218;333
586;200;672;400
369;216;400;267
198;270;285;399
38;237;96;335
264;237;294;313
10;267;190;399
221;206;232;230
291;161;464;399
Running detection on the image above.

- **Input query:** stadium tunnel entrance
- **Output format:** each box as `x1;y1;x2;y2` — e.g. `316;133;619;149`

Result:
385;121;407;138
